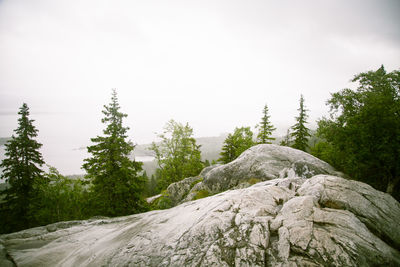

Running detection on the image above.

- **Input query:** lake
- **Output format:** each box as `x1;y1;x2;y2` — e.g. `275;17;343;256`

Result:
0;144;154;180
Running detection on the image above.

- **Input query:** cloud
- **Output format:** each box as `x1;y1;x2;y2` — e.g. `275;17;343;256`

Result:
0;0;399;143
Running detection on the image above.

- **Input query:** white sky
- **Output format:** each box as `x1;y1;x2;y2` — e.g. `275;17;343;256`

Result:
1;0;400;145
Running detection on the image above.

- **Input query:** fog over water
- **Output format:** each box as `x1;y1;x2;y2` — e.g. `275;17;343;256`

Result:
0;113;156;176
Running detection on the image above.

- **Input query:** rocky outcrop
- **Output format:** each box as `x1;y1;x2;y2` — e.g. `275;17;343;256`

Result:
1;175;399;266
199;144;343;193
1;145;399;266
161;144;343;205
164;176;203;206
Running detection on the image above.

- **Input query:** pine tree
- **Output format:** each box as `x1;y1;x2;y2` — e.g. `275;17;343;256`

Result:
290;94;311;151
218;132;236;164
256;104;276;144
83;90;146;216
0;103;45;233
219;127;255;164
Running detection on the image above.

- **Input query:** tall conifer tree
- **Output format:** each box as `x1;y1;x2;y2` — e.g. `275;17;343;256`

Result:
0;103;44;232
219;127;255;164
83;90;145;216
256;104;276;144
291;94;311;151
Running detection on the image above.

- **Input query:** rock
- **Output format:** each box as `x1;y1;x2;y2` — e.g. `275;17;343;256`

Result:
298;175;400;250
184;144;343;202
156;144;344;206
199;164;221;177
146;194;162;204
0;241;14;267
165;176;202;206
1;175;399;266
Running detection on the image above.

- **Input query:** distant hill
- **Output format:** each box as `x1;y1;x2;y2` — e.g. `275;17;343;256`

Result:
132;143;154;157
195;134;227;162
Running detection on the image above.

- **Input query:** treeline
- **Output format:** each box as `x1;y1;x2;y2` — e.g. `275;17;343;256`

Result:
1;65;399;234
224;66;399;201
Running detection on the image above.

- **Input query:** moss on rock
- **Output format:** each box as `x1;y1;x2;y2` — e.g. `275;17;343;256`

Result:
193;190;210;200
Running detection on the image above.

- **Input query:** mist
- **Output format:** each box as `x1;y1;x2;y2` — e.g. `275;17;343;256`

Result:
1;0;399;174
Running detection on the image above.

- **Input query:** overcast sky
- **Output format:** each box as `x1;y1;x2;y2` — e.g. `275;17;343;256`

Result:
1;0;399;145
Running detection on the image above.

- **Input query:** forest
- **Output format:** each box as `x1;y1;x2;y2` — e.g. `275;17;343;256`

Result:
0;65;399;234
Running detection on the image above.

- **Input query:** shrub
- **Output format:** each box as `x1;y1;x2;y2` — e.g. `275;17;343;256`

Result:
151;190;173;210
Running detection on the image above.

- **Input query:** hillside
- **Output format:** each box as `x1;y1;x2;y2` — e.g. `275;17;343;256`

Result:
1;145;399;266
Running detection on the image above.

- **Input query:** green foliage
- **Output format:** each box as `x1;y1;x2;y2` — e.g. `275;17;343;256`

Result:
310;141;337;166
29;167;91;226
291;95;311;151
150;120;204;191
316;65;400;197
280;129;292;146
202;159;219;167
156;196;172;209
145;173;160;197
193;189;210;200
256;104;276;144
247;177;262;185
190;177;203;189
83;90;146;217
150;191;173;210
219;127;255;164
0;103;45;233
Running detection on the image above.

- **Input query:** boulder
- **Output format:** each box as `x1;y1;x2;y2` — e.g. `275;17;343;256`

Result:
165;176;202;206
1;175;399;266
178;144;343;204
201;145;343;193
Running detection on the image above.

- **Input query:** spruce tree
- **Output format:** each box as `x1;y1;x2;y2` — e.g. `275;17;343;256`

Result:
219;127;255;164
83;90;146;216
291;94;311;151
256;104;276;144
0;103;45;233
219;133;235;164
